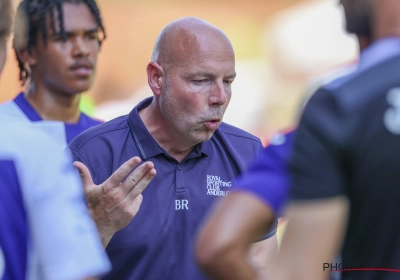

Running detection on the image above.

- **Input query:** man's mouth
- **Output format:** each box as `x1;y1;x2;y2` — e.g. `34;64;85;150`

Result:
71;67;93;76
70;61;94;77
204;119;221;130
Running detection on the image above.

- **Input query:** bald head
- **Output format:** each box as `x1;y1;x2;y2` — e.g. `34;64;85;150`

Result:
151;17;234;68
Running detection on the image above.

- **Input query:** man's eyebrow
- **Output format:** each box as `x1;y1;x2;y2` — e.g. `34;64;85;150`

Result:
84;28;99;33
226;73;237;79
50;28;99;36
184;71;216;79
184;71;237;79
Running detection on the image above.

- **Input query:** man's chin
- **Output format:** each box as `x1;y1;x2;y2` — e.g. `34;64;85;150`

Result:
197;130;215;143
64;84;92;95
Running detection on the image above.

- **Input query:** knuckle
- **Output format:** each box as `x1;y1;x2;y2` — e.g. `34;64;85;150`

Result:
118;200;128;210
104;182;114;192
129;176;137;185
113;192;123;203
117;169;126;178
135;184;144;193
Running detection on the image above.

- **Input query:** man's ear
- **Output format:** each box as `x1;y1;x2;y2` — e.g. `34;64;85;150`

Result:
147;61;165;96
15;48;37;67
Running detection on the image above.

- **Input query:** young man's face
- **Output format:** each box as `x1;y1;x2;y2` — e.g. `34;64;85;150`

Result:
29;2;100;95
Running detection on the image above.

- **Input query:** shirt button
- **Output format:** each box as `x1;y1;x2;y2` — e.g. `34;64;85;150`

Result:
177;165;181;171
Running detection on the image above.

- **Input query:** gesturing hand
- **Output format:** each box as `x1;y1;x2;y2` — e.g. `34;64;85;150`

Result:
73;157;156;247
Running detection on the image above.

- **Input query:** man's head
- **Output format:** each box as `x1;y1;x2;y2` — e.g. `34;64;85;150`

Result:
340;0;373;39
0;0;12;76
14;0;106;94
147;17;236;146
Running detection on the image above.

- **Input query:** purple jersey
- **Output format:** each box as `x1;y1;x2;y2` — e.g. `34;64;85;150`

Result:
234;130;295;216
0;93;102;144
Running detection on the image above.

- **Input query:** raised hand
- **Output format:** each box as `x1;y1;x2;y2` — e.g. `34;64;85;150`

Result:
74;157;156;247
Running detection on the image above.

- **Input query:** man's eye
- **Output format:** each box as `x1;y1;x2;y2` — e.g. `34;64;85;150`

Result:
86;33;99;40
224;80;233;85
193;79;210;84
51;35;63;41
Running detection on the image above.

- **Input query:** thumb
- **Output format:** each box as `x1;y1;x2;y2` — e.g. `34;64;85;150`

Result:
73;161;94;190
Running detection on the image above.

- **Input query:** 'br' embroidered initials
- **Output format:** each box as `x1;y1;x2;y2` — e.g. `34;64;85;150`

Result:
175;200;189;210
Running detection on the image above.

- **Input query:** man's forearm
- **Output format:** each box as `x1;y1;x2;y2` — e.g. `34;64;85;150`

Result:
200;250;258;280
196;192;276;279
248;236;278;280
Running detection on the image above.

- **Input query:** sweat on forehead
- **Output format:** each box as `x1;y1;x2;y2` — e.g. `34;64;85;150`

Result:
151;17;233;65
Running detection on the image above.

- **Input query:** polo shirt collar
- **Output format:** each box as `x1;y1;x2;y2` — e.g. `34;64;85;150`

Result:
128;97;211;160
14;92;42;121
14;92;88;125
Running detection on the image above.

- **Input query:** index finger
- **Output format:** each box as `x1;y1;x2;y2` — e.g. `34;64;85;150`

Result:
105;157;142;189
120;161;155;194
127;167;156;200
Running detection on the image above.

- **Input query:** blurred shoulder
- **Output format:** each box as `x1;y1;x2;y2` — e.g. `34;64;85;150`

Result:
218;122;261;145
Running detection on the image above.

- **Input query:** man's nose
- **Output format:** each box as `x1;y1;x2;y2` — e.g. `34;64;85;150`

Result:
209;81;228;106
72;36;90;57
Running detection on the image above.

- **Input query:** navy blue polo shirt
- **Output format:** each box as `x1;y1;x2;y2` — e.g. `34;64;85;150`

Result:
68;97;277;280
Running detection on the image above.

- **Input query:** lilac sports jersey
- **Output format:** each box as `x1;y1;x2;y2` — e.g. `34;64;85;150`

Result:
0;120;110;280
234;130;295;216
0;93;102;144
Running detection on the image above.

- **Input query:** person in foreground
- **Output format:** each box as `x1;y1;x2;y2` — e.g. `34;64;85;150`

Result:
0;0;106;145
69;17;278;280
194;0;374;279
277;0;400;279
0;1;155;279
0;0;110;279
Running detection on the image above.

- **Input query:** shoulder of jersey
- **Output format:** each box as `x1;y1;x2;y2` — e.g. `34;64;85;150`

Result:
269;129;296;146
218;122;260;142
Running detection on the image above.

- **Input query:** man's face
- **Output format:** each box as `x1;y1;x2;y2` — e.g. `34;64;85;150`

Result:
159;34;236;145
30;2;100;95
340;0;372;38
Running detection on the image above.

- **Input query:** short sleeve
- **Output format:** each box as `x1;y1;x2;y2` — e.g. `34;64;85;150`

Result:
290;88;347;201
234;132;294;217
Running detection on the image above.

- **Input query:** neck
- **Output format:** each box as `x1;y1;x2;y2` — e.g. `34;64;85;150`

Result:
373;0;400;40
358;36;371;52
26;81;82;123
139;98;195;163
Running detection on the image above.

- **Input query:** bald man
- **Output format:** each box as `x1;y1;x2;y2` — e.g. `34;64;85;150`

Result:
68;17;278;280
